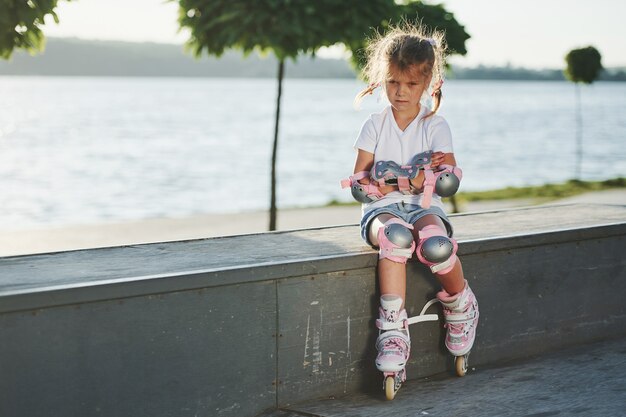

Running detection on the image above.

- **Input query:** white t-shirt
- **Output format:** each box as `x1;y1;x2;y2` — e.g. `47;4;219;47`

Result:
353;105;454;213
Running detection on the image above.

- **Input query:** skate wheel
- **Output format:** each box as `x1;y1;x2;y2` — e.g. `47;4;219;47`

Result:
385;376;396;400
455;355;468;377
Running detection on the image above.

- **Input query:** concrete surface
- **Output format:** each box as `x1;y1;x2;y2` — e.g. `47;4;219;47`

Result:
268;337;626;417
1;204;625;417
2;204;624;304
1;189;624;256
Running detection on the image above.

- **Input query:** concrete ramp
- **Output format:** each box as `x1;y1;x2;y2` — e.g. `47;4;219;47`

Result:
0;203;625;417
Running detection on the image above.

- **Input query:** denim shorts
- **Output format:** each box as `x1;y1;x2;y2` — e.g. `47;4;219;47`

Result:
360;202;453;246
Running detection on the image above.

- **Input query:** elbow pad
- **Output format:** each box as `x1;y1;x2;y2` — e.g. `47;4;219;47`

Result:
434;165;463;197
372;151;432;194
421;164;462;209
341;171;383;203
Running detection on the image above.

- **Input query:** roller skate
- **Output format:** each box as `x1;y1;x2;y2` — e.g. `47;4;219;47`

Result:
437;280;479;377
375;294;439;400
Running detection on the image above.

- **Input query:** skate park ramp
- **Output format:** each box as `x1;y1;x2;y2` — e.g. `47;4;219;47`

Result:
0;203;625;417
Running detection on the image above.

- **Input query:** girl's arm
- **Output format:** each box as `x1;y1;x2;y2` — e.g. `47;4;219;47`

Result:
354;149;375;179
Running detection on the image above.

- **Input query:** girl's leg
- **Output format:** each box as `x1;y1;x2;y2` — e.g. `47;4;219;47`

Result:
369;213;407;303
369;213;413;374
412;214;479;360
412;214;464;295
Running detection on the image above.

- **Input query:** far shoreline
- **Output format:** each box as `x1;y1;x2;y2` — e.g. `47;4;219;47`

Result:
2;38;625;81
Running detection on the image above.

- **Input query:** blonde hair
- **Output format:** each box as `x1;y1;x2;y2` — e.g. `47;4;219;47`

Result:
355;23;447;118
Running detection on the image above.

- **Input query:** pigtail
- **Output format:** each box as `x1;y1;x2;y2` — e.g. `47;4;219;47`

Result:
431;86;443;114
424;77;444;118
423;38;446;120
353;82;380;109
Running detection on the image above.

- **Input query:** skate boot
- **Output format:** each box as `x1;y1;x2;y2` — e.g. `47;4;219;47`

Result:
375;294;410;400
437;280;479;376
375;294;439;400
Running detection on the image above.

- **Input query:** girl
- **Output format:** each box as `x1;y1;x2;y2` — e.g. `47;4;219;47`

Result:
345;24;479;398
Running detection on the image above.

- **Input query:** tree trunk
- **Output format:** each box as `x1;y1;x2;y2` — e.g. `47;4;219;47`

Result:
450;195;460;213
269;60;284;231
575;83;583;179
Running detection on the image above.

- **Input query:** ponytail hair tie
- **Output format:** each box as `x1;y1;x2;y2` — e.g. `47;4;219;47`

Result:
366;82;381;95
431;79;444;96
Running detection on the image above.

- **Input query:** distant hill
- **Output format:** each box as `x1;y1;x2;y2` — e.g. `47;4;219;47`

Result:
0;38;356;78
450;65;626;82
1;38;624;81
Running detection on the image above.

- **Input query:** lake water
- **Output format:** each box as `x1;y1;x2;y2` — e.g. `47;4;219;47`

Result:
1;76;624;230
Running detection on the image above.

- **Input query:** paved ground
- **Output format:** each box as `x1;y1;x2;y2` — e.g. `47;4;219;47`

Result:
554;188;626;206
266;337;626;417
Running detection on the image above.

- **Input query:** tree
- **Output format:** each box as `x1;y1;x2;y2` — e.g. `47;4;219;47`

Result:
564;46;602;179
176;0;470;229
177;0;397;231
0;0;69;59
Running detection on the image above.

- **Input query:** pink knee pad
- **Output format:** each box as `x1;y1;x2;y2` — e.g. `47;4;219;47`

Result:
377;218;416;264
416;225;458;274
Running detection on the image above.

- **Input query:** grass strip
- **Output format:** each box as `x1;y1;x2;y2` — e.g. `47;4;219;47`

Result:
327;177;625;207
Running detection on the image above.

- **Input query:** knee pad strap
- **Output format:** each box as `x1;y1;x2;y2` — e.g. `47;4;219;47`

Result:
377;218;416;264
416;225;458;274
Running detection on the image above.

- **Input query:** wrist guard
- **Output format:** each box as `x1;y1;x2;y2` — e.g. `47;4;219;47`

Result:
372;151;432;194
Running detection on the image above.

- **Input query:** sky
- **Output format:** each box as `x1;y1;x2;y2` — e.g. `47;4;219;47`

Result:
41;0;626;69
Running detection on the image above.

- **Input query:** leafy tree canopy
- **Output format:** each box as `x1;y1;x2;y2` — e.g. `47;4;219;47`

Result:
178;0;396;61
177;0;469;66
0;0;69;59
564;46;603;84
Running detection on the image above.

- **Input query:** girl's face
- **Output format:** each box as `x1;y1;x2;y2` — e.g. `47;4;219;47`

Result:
385;64;431;114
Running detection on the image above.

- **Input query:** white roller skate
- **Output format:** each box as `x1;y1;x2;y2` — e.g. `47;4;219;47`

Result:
375;294;439;400
437;280;479;376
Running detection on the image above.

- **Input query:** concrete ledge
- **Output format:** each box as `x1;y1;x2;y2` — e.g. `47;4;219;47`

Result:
1;203;624;312
1;204;625;417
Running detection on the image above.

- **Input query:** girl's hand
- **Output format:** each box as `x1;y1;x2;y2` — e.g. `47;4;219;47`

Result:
379;184;399;195
430;151;445;168
431;152;457;169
